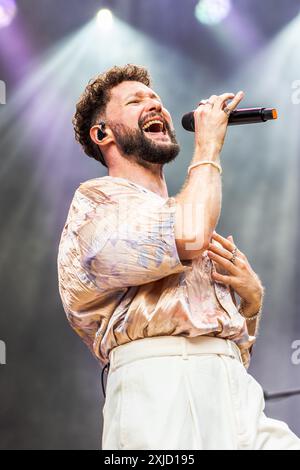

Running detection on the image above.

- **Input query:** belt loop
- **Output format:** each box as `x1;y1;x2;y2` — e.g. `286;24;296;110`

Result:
226;340;236;360
182;337;189;360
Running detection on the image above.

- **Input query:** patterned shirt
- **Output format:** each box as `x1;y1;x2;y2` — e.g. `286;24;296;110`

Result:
57;176;255;368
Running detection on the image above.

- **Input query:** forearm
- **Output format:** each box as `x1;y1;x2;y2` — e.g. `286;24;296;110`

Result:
174;145;222;259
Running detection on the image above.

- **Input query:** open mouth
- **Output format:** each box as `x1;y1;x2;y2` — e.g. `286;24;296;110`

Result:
142;119;168;139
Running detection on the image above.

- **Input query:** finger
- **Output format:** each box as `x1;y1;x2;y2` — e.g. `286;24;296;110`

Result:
208;242;240;265
211;271;233;286
196;101;213;111
198;100;209;106
215;92;236;108
213;232;245;261
228;235;234;243
206;94;218;107
198;94;231;108
209;244;244;270
207;250;239;274
227;235;241;256
225;90;245;112
212;231;235;252
212;261;228;276
197;95;218;109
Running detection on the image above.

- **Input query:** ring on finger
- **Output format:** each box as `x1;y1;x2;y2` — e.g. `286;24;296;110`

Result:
223;106;231;116
230;246;238;264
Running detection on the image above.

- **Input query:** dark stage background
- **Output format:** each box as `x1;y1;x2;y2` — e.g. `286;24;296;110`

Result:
0;0;300;449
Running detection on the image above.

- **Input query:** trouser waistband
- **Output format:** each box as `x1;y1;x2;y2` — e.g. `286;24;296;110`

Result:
108;335;243;371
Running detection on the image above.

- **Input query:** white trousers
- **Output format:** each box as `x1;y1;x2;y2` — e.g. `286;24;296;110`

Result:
102;336;300;450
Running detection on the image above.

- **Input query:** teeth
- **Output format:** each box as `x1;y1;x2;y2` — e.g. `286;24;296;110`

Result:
142;119;164;132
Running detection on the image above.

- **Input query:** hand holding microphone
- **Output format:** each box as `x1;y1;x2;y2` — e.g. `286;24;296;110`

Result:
183;92;278;155
191;91;245;155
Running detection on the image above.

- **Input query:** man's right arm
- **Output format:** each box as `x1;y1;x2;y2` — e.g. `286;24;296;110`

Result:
174;91;245;260
174;145;222;260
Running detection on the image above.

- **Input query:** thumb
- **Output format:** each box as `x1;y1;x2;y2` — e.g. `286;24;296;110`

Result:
228;235;234;243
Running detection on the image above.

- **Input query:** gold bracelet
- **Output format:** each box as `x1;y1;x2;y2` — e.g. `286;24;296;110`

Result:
188;160;222;176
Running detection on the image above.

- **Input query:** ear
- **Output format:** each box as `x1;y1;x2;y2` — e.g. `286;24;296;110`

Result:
90;125;114;147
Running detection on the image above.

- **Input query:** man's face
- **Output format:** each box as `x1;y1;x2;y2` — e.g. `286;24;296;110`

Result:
104;81;180;166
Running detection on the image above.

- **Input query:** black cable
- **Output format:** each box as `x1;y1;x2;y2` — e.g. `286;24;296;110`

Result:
101;362;110;398
264;388;300;401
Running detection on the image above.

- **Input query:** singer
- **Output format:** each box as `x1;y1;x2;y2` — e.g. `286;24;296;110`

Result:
57;64;300;450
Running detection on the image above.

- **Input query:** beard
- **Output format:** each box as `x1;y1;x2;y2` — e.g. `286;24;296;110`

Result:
108;119;180;168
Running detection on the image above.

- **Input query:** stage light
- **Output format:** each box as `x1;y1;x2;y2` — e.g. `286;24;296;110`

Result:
0;0;17;28
195;0;231;25
96;8;114;31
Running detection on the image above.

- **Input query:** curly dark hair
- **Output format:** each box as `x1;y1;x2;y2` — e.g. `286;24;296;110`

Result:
73;64;152;167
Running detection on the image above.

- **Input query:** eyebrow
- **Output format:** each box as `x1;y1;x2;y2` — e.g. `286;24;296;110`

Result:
125;91;162;102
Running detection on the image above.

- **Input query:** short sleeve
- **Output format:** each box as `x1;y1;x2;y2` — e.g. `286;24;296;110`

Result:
76;181;189;292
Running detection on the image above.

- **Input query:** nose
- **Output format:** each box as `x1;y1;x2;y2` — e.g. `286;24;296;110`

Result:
144;98;162;114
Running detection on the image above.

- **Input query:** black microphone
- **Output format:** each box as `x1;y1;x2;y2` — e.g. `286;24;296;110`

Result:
182;107;278;132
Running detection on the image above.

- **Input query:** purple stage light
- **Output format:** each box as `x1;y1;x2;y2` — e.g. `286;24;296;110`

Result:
0;0;17;29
